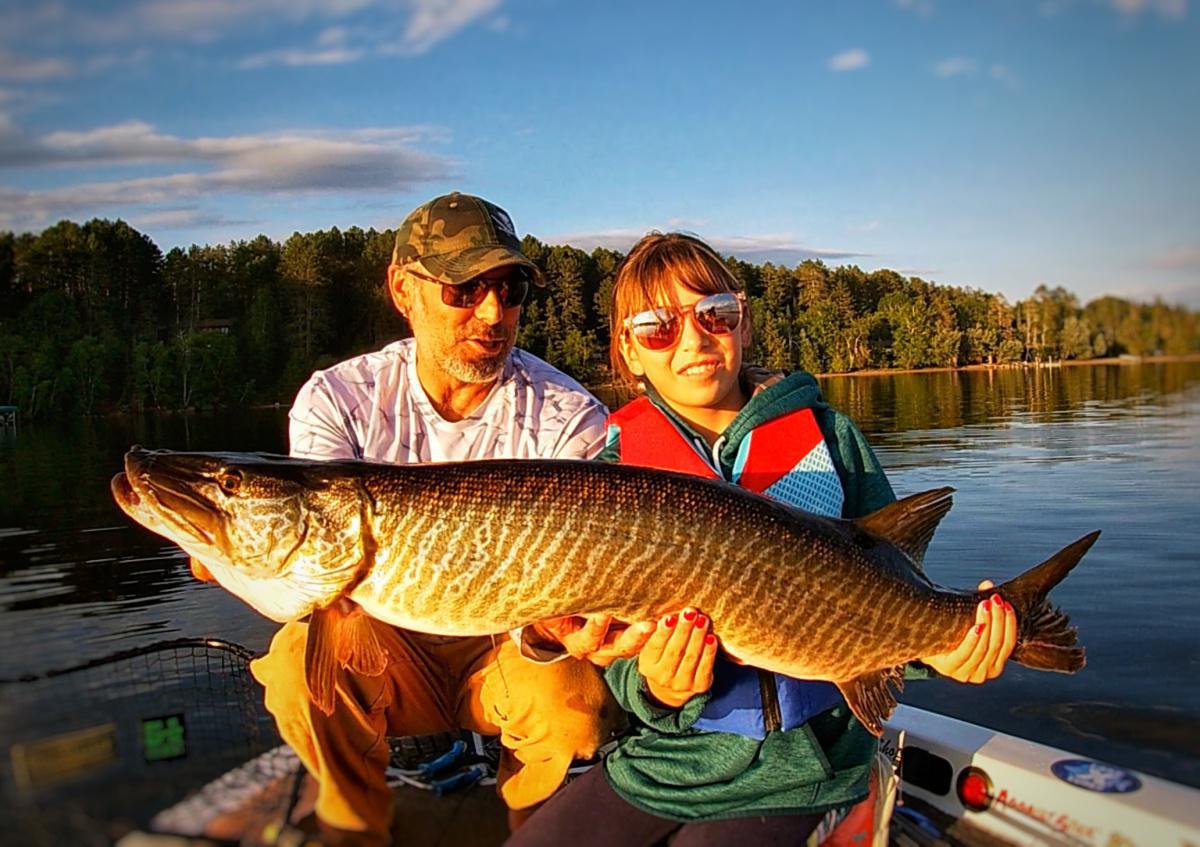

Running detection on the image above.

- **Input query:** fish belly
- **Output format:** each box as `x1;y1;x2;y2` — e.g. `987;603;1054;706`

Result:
350;460;966;676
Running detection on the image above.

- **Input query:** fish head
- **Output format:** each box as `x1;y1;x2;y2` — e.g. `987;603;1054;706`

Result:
112;447;367;621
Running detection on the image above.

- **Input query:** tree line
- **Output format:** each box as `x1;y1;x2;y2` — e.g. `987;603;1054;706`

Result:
0;218;1196;417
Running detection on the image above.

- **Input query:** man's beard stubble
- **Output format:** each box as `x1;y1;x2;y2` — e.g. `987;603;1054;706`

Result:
411;297;515;384
443;323;513;383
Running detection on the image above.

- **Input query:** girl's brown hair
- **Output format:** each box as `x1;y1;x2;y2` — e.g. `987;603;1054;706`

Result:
608;232;743;386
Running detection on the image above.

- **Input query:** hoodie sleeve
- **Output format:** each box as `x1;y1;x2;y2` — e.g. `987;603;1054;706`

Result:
604;657;711;734
817;410;896;518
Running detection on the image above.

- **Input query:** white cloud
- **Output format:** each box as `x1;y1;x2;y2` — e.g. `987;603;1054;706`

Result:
1039;0;1188;17
542;228;868;264
828;48;870;72
1150;246;1200;270
1107;279;1200;308
894;0;935;14
0;121;457;231
1111;0;1188;18
107;0;380;41
989;63;1020;88
317;27;352;47
127;207;249;230
666;217;709;229
2;121;444;169
0;50;72;81
934;57;978;78
1;0;505;73
391;0;503;55
238;46;366;69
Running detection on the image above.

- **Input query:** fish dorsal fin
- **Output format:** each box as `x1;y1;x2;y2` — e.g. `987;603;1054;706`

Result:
304;601;390;716
835;666;906;737
854;487;955;567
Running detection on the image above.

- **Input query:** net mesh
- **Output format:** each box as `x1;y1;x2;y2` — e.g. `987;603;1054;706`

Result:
0;638;278;846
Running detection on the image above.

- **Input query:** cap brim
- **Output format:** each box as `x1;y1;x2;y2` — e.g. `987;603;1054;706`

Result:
421;246;539;285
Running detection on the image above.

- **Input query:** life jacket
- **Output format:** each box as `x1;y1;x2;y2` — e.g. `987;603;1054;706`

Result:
606;396;846;739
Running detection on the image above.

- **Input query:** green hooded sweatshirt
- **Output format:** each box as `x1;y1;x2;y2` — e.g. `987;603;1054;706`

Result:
596;371;928;822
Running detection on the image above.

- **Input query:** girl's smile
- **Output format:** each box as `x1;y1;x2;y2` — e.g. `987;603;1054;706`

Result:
619;278;751;445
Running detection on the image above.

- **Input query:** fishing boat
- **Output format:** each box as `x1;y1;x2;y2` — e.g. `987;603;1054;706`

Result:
115;706;1200;846
881;705;1200;845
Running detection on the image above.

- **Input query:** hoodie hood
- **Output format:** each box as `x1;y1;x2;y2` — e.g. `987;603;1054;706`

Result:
718;370;827;469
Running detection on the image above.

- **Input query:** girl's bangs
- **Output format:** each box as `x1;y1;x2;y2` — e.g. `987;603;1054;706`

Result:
619;244;737;318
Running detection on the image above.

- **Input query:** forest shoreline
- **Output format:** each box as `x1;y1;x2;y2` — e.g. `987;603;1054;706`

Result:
810;351;1200;380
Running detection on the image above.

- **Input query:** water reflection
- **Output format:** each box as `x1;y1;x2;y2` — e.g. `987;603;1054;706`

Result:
819;362;1199;434
0;363;1198;791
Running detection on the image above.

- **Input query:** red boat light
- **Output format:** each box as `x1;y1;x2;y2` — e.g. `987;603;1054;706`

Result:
957;767;993;812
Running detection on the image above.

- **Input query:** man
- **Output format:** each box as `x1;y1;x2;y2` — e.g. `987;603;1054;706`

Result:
249;192;653;846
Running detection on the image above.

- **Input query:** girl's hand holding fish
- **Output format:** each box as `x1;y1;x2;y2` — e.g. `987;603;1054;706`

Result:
639;607;720;709
918;580;1018;684
534;614;657;667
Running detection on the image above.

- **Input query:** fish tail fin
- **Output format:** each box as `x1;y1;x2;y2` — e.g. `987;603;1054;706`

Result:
998;530;1100;673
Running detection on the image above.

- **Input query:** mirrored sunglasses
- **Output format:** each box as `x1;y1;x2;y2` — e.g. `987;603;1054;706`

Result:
623;291;746;351
409;266;532;309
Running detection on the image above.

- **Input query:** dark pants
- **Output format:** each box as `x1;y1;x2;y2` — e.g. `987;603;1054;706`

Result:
505;764;823;847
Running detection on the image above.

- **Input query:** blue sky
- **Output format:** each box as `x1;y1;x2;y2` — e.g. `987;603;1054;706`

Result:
1;0;1196;306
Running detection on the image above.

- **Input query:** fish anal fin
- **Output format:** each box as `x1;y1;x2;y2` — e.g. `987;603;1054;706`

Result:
836;666;905;737
1011;641;1086;673
855;487;955;567
303;602;390;716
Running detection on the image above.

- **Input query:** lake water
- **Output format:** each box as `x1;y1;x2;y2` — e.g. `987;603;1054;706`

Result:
1;361;1198;834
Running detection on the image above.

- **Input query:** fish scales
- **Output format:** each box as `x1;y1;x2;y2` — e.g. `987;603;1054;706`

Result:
351;460;965;679
113;448;1097;733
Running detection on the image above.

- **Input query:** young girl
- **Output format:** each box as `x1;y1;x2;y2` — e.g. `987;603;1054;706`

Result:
508;232;1016;846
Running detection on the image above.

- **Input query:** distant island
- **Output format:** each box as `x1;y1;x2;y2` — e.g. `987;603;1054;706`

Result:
0;219;1196;417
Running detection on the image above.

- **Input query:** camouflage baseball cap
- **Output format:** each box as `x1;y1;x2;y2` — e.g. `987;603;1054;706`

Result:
391;191;538;284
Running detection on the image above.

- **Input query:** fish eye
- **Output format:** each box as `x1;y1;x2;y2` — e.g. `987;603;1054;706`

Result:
216;470;243;494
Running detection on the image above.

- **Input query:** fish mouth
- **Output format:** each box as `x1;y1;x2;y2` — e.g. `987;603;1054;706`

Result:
115;447;224;548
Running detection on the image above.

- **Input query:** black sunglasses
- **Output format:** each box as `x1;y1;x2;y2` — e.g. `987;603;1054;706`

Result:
408;266;532;309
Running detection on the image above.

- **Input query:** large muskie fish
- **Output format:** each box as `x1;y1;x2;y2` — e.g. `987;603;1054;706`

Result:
111;447;1099;734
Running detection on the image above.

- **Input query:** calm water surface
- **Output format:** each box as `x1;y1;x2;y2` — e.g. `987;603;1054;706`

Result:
1;363;1198;802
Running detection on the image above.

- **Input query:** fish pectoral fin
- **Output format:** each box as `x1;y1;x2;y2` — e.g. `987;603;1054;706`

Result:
189;557;217;583
836;666;905;737
335;605;390;678
303;603;391;716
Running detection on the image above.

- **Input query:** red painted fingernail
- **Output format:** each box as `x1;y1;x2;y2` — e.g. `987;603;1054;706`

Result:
705;634;716;645
694;615;707;628
979;601;988;613
664;615;677;628
1003;601;1013;612
682;609;696;622
976;623;986;635
992;594;1003;606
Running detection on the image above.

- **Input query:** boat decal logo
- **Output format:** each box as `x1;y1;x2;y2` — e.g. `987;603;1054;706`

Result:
1050;759;1141;793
